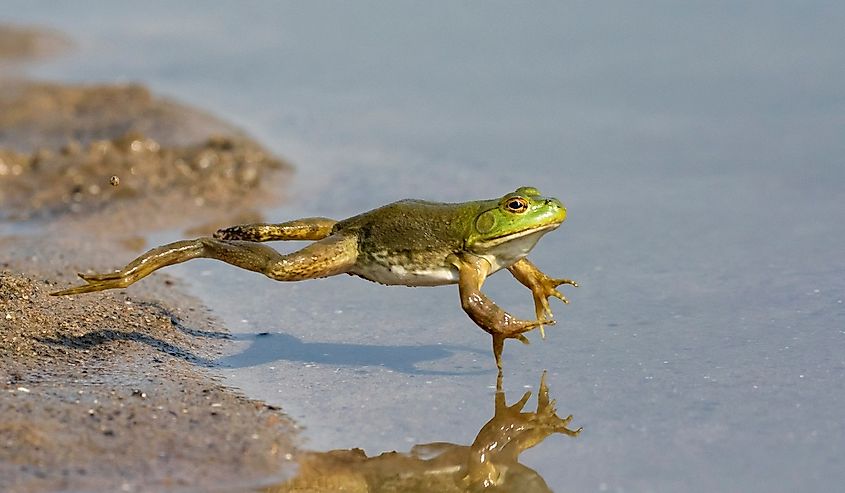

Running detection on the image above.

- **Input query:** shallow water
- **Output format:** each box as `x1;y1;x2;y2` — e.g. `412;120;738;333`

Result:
6;2;845;491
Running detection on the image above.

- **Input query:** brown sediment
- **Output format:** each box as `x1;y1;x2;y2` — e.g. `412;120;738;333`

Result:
0;81;260;153
0;130;288;221
0;260;297;492
0;24;70;62
0;24;299;492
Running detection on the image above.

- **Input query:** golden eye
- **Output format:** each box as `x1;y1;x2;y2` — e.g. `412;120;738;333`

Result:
504;197;529;213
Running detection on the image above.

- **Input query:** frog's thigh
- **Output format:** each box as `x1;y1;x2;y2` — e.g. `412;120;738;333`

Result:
200;234;357;281
214;217;337;242
266;233;358;281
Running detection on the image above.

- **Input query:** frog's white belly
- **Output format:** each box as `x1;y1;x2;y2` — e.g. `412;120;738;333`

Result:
355;261;460;287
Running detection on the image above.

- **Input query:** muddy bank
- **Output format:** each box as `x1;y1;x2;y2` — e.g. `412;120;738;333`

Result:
0;129;287;222
0;81;257;154
0;24;298;492
0;24;69;63
1;258;296;492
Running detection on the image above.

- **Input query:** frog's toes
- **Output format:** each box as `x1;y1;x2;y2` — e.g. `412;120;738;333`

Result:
557;415;582;436
536;319;557;340
500;318;553;341
536;298;554;318
553;278;578;288
532;302;555;338
550;289;570;304
510;391;532;412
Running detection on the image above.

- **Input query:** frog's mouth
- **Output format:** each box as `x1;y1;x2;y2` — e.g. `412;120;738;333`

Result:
471;222;561;250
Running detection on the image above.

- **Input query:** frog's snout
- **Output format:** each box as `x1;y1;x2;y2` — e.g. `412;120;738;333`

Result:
546;198;567;223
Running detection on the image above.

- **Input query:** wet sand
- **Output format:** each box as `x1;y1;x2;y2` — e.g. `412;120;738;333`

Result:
0;25;297;492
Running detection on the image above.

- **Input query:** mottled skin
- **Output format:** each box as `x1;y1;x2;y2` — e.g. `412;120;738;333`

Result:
52;186;576;372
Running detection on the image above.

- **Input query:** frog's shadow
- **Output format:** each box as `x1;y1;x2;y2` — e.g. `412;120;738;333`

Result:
218;331;488;376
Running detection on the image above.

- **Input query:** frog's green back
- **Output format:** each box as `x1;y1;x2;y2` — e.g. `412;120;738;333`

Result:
332;199;491;258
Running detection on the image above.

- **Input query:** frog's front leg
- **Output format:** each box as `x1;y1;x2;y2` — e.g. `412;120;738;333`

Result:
507;258;577;339
213;217;337;242
51;233;358;296
451;254;552;372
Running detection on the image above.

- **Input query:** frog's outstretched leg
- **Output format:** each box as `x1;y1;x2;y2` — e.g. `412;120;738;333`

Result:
508;258;577;339
51;234;358;296
451;253;552;372
213;217;337;242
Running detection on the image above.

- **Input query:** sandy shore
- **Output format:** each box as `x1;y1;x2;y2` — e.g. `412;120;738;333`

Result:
0;25;298;492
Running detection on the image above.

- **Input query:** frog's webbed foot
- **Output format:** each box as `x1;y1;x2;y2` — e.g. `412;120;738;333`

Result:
508;258;577;339
50;272;130;296
213;217;337;242
452;254;552;372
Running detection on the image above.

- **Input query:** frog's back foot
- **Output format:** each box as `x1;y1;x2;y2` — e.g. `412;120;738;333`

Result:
51;276;131;296
51;238;209;296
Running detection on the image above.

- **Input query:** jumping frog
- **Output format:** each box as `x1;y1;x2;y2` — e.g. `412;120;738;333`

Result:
52;186;577;371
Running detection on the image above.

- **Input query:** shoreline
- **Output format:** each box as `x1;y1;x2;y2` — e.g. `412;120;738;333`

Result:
0;24;300;492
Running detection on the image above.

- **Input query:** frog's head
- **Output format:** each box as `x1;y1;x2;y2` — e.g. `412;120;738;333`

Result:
466;186;566;255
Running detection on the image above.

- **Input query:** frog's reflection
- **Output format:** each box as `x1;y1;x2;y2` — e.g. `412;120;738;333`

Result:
264;371;580;492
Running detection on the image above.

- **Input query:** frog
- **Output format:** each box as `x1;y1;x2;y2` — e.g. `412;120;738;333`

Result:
51;186;577;372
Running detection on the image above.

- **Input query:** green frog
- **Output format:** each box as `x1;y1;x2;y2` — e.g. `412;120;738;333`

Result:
52;186;577;371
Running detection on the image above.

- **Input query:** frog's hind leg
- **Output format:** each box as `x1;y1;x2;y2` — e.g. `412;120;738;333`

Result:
213;217;337;242
51;233;358;296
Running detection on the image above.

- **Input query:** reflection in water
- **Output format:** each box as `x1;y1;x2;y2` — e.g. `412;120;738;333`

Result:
263;372;580;492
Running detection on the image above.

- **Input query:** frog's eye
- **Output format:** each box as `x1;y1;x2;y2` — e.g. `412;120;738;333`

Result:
504;196;529;214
